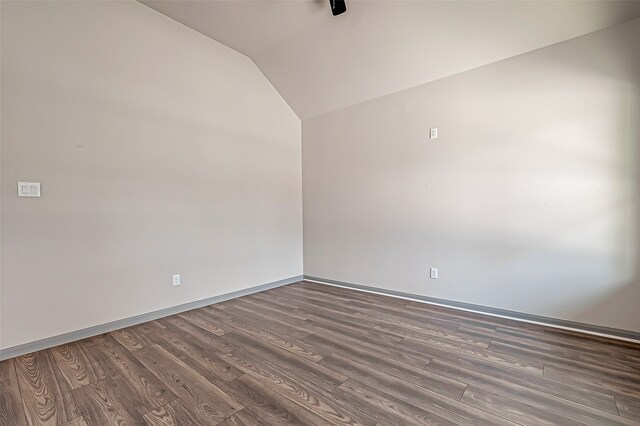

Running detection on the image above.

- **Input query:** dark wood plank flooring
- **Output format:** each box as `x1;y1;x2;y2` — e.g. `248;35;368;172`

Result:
1;281;639;425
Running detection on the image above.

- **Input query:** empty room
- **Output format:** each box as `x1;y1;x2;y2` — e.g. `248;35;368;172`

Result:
1;0;640;424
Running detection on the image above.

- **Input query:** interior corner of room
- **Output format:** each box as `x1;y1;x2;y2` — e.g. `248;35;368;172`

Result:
2;0;640;358
1;1;640;424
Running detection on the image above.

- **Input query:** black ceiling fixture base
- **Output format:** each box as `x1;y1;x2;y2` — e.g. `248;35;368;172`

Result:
329;0;346;16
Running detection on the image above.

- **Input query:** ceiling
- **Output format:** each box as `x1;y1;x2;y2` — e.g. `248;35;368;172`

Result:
142;1;640;119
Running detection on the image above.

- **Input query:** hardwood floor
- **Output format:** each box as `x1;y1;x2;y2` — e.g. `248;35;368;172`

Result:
1;280;639;425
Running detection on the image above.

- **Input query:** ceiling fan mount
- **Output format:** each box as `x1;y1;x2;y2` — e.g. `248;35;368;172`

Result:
329;0;347;16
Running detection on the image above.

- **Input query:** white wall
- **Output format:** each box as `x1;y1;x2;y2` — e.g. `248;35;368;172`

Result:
0;1;302;350
303;18;640;333
2;2;638;351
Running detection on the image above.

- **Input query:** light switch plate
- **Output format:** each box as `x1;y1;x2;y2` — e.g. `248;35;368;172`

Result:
430;267;439;279
18;182;41;197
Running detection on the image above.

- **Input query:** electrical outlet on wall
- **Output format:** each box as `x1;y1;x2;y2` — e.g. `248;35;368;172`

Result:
430;128;438;139
430;268;439;279
172;274;181;286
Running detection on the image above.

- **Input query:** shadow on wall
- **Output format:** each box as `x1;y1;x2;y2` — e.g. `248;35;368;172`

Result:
444;24;640;330
568;36;640;330
302;19;640;333
530;28;640;331
450;33;640;329
405;31;640;328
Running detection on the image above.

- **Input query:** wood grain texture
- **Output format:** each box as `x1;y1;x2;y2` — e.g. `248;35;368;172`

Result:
218;408;270;426
220;330;347;393
133;344;243;424
320;353;513;425
460;387;583;426
176;310;227;336
334;378;458;426
61;417;88;426
143;399;203;426
221;374;329;425
158;315;233;354
144;327;243;387
110;327;153;352
218;347;376;425
129;320;166;336
14;351;79;425
191;302;322;362
0;358;27;426
72;378;145;425
1;280;639;425
617;396;640;421
86;334;177;415
50;342;106;390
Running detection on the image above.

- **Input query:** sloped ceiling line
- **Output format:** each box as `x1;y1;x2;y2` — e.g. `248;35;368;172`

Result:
141;1;640;119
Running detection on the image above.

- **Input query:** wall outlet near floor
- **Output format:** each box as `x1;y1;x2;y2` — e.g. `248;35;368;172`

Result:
430;128;438;139
430;268;439;279
172;274;181;286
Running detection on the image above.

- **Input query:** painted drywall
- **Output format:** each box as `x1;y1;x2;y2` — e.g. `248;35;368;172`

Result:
303;18;640;333
143;0;640;119
0;1;302;350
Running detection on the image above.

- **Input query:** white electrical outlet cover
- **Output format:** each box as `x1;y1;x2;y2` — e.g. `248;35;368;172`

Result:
172;274;181;286
430;268;439;279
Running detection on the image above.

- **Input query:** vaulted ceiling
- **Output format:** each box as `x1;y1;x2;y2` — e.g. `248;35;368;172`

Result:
142;1;640;119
